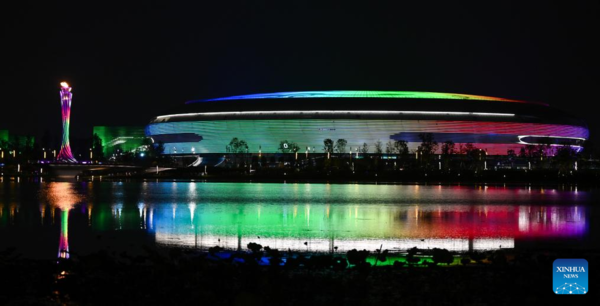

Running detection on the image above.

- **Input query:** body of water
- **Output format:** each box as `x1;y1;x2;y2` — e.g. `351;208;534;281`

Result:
0;182;597;259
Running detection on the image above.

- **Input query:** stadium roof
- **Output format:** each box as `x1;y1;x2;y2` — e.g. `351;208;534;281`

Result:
186;91;546;105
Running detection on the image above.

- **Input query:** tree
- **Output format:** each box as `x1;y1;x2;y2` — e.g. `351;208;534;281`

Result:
226;137;250;167
441;140;455;170
91;133;104;161
385;140;394;154
323;139;334;153
533;139;553;169
278;140;299;153
417;133;438;155
520;145;537;159
394;140;408;155
441;140;455;156
554;144;577;173
417;133;438;169
374;140;383;155
226;137;248;154
334;139;347;154
359;142;369;154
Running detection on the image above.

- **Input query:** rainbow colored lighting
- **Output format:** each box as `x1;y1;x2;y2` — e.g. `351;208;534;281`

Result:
198;90;538;104
57;82;77;163
58;209;69;259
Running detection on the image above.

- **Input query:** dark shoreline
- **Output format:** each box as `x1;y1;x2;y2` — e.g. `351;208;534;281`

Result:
2;245;598;305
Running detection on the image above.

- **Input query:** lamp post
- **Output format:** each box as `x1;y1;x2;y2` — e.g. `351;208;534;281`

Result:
90;148;93;161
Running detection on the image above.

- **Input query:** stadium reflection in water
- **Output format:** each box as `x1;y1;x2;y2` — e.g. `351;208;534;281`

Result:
0;182;591;258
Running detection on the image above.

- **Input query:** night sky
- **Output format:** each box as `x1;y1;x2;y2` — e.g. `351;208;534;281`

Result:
2;1;598;142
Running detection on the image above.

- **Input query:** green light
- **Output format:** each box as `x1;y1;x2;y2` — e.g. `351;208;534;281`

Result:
93;126;147;156
0;130;8;143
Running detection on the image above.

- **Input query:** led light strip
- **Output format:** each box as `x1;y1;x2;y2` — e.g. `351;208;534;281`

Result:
156;110;515;120
517;135;586;147
194;90;534;104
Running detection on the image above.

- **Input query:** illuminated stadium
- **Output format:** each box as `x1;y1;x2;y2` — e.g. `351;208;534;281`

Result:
145;91;589;155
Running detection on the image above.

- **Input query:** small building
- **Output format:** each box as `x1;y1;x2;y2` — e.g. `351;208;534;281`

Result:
92;126;148;157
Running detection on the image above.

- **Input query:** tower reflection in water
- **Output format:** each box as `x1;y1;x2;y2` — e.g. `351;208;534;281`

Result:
45;183;82;259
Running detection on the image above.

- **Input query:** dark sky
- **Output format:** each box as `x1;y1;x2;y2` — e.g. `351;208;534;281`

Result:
1;1;598;141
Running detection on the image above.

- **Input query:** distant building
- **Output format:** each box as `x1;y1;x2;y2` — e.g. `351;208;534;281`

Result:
145;91;589;155
92;126;148;157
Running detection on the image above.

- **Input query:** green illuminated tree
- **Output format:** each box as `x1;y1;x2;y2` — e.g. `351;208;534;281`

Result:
226;137;249;154
226;138;249;167
278;140;299;153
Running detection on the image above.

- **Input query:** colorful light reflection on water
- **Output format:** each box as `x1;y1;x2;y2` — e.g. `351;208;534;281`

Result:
0;182;593;258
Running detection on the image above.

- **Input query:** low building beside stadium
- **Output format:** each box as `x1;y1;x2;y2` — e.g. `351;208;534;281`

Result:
93;126;148;157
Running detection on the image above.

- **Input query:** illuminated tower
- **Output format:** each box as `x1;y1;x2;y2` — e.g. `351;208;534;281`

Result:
57;82;77;163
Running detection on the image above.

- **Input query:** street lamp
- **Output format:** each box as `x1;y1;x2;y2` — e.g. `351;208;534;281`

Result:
90;148;93;160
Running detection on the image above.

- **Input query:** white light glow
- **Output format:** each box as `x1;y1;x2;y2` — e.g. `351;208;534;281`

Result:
156;110;515;120
517;135;586;147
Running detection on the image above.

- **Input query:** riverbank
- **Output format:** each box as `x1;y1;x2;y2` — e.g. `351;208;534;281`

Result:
1;245;598;305
73;169;600;187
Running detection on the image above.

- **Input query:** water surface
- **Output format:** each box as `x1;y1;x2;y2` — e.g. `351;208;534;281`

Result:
0;182;597;259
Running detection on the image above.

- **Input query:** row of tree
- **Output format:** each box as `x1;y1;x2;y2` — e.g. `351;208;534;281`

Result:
221;133;586;171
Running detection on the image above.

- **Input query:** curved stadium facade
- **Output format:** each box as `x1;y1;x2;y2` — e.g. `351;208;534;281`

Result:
146;91;588;155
